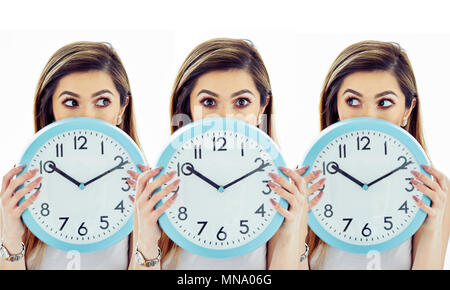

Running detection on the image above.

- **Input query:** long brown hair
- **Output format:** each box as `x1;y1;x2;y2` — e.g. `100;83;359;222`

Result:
313;40;428;267
26;41;140;268
162;38;277;264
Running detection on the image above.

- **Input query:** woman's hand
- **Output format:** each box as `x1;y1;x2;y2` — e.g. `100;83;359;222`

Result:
1;165;42;248
268;165;325;237
127;165;179;256
411;164;448;230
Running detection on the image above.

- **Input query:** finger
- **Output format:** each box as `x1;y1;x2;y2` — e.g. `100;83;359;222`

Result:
303;170;322;185
413;195;436;217
128;195;135;203
422;164;448;192
141;171;177;202
307;178;326;197
268;172;297;194
411;170;440;192
410;179;441;205
308;191;324;211
138;164;151;173
126;178;136;191
6;168;39;196
280;166;306;193
152;192;178;219
135;167;163;200
10;176;43;207
270;198;292;220
1;165;26;194
295;165;309;176
268;181;296;206
16;190;40;215
146;179;181;211
127;170;140;181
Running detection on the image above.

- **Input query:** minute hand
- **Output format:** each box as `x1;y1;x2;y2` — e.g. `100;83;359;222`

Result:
84;156;129;187
367;156;413;188
223;158;271;190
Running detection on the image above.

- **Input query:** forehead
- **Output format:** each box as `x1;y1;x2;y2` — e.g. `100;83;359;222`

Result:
339;70;403;97
193;69;258;95
54;70;118;95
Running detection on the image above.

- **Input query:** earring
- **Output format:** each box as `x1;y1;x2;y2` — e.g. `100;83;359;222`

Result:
117;117;122;126
257;115;263;125
401;119;408;127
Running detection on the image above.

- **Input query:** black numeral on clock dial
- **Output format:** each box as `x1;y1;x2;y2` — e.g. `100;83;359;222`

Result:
357;136;371;150
74;136;88;150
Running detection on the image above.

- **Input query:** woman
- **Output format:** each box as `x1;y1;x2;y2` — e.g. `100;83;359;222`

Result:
0;41;141;270
309;40;449;269
127;38;325;270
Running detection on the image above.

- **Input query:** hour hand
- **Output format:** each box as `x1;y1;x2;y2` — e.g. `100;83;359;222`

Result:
326;161;367;189
181;162;222;191
43;161;82;188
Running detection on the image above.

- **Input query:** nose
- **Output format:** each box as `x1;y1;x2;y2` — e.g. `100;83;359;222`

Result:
357;105;380;119
77;105;97;119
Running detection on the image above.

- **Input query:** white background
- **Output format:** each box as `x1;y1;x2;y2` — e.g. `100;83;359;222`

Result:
0;0;449;269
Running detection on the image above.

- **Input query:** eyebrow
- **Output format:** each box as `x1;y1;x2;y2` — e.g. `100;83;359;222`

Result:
342;89;399;98
196;89;255;98
58;89;115;99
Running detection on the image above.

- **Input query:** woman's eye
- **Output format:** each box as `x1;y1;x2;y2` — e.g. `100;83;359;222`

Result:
63;99;78;107
201;98;216;107
96;98;111;107
379;99;394;108
235;98;250;108
346;97;360;107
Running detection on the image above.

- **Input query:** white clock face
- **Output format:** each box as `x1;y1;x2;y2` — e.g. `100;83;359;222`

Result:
23;130;136;245
309;130;423;246
160;130;281;250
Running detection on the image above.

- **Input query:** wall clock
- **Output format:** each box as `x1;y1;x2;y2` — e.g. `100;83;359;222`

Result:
18;117;144;252
154;117;288;258
302;117;430;253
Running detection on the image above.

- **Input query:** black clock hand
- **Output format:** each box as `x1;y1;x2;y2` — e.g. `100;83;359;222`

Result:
367;156;413;188
223;158;271;190
326;161;367;189
44;161;82;188
84;155;130;187
181;162;221;191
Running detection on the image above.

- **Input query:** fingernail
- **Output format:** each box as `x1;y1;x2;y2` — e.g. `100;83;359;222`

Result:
279;166;290;173
411;170;420;177
270;198;277;206
318;177;326;184
167;170;176;177
412;195;419;202
172;179;181;187
171;193;178;200
422;164;430;170
267;181;277;188
314;170;322;176
410;179;418;185
268;172;277;179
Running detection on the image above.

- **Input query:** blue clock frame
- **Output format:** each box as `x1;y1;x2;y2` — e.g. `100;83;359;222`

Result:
17;117;145;253
154;117;289;258
302;117;431;254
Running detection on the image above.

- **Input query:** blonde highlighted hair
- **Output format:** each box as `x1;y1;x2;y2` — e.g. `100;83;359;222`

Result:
312;40;428;267
162;38;277;264
26;41;140;268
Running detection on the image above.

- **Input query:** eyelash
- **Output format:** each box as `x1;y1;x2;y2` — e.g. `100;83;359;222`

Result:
199;97;252;108
62;97;111;108
345;97;395;109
